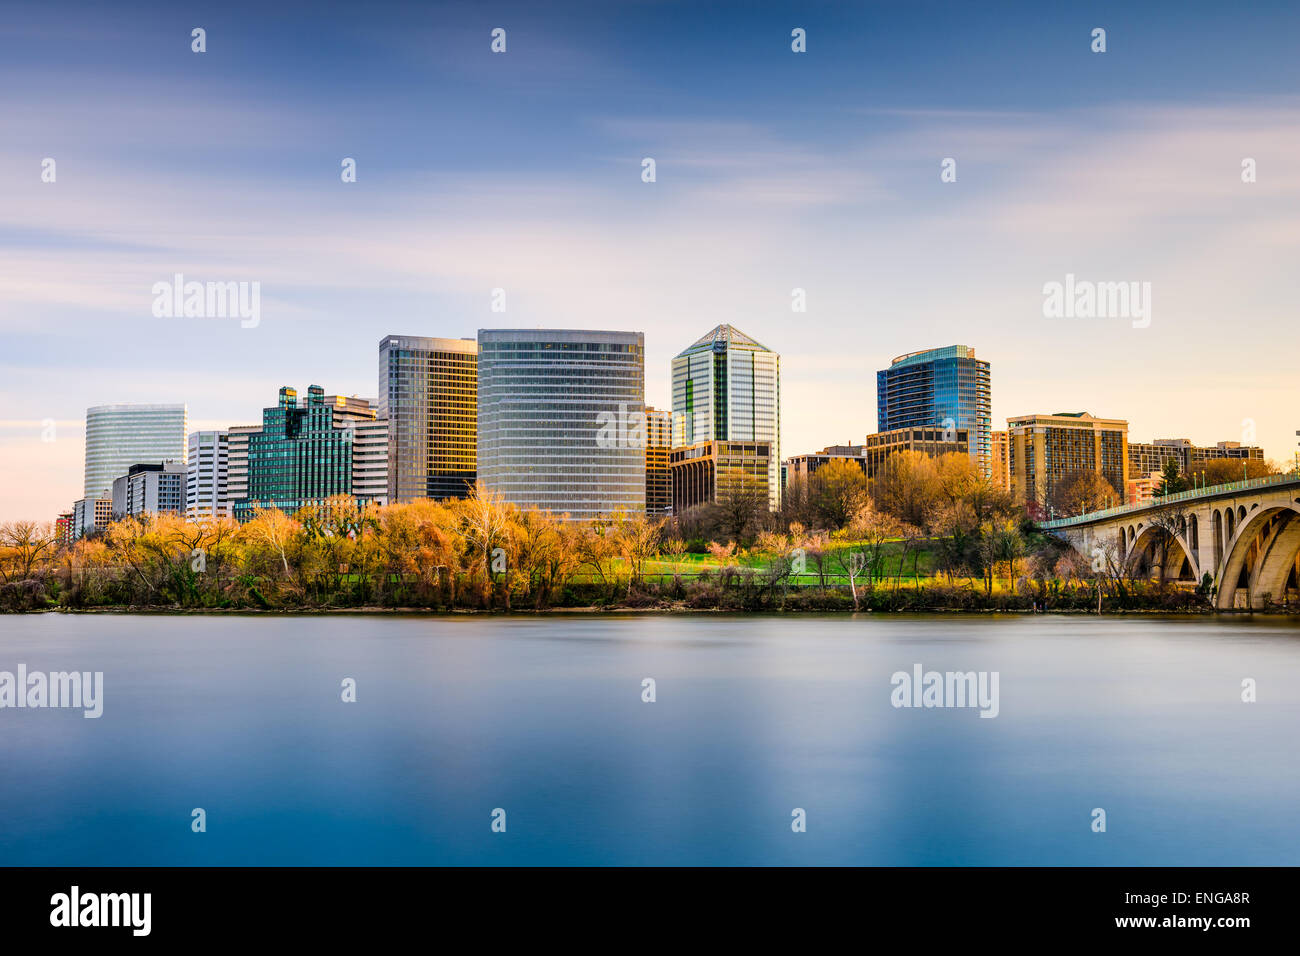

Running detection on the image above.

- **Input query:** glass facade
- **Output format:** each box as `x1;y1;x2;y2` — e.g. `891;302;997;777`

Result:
378;335;478;502
671;325;781;511
477;329;645;520
645;406;672;517
877;345;991;479
84;403;187;498
234;385;384;521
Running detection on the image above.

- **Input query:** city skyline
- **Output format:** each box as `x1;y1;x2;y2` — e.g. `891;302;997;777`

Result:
45;324;1281;532
5;0;1300;521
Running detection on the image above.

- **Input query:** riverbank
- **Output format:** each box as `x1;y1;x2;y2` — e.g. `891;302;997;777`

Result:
15;602;1299;617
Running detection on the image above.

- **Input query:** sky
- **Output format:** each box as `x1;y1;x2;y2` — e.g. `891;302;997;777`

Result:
3;0;1299;521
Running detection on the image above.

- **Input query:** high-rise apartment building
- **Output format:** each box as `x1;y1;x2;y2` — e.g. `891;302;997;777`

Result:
378;335;478;502
187;430;230;519
877;346;990;479
990;429;1010;492
671;324;781;511
233;386;387;521
112;461;187;518
1007;411;1128;512
84;403;187;498
477;329;645;520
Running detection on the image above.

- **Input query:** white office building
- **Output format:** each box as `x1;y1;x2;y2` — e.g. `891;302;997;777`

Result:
187;430;230;519
111;461;187;518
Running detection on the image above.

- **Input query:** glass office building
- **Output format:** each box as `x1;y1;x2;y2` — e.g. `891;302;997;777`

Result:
671;324;781;511
84;403;187;498
477;329;645;519
378;335;478;502
234;386;386;521
876;345;991;479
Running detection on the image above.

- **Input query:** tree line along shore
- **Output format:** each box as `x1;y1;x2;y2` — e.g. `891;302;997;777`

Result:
1;452;1285;614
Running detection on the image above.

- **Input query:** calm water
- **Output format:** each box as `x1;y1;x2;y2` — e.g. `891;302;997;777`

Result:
1;612;1298;866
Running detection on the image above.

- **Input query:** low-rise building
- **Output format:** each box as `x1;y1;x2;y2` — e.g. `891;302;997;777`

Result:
1126;471;1162;506
669;440;772;514
71;497;113;540
112;461;187;518
785;445;868;481
864;426;969;478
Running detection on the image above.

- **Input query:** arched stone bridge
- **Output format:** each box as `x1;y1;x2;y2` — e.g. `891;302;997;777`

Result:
1039;474;1300;610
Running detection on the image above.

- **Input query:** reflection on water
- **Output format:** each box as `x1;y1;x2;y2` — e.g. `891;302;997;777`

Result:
1;613;1297;865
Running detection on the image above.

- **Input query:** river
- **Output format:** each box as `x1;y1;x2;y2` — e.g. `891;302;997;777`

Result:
2;612;1297;865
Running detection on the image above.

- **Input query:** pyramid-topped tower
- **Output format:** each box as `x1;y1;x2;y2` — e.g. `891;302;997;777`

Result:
671;324;781;511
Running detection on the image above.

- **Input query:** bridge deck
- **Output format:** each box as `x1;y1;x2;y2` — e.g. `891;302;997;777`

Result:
1038;472;1300;529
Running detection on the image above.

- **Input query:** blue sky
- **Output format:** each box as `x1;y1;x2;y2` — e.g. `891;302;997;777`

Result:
3;0;1300;519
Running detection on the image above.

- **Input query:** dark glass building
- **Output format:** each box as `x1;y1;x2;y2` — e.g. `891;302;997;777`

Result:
876;345;991;478
234;385;382;521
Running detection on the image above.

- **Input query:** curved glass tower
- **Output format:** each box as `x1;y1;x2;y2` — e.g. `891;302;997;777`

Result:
84;403;188;499
877;345;991;479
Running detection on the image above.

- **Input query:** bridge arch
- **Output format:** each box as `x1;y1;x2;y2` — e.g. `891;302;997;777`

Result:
1125;522;1196;583
1215;505;1300;610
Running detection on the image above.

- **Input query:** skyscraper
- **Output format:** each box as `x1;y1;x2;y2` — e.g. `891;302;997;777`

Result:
233;386;387;521
671;324;781;511
477;329;645;519
84;403;187;499
645;406;672;518
378;335;478;502
877;346;991;479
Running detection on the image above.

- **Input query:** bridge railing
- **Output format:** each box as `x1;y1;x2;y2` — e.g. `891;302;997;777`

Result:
1038;471;1300;529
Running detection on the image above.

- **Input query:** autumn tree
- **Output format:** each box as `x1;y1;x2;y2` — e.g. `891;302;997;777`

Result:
813;459;871;530
1048;470;1119;518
